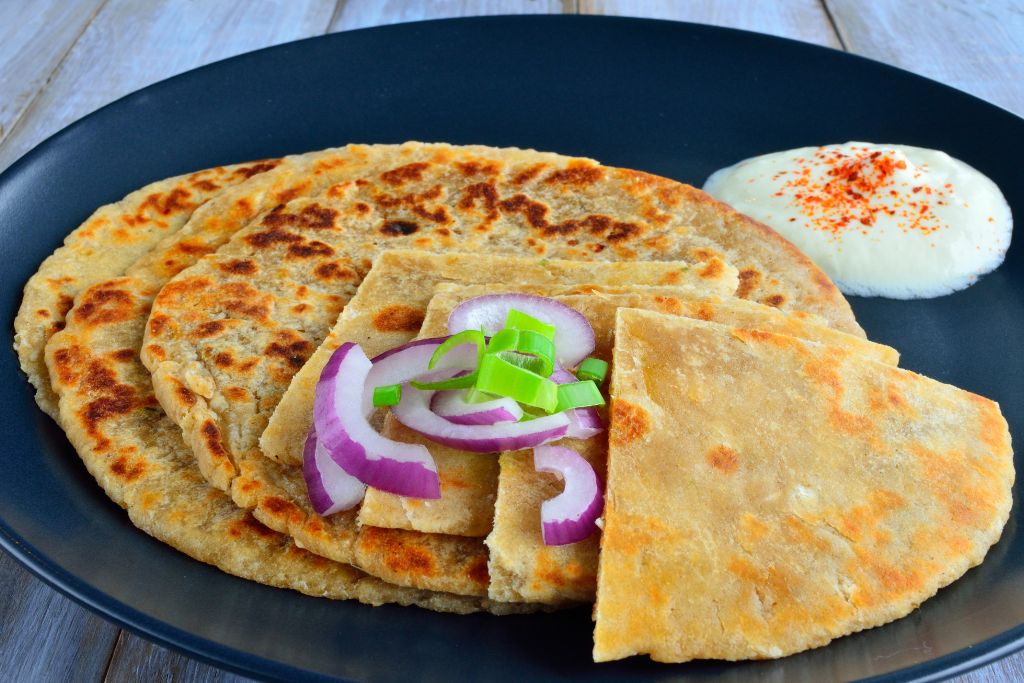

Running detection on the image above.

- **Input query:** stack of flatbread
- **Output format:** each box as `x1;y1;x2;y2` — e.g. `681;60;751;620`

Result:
16;142;1013;660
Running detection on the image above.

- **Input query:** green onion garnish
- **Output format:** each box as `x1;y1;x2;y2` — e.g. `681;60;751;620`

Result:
428;329;486;370
373;384;402;407
476;353;558;412
487;328;555;377
504;309;556;341
464;387;498;404
555;380;605;412
576;357;608;385
412;330;486;390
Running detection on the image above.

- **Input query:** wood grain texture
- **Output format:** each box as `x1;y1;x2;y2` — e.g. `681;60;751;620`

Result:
0;0;105;146
0;552;119;681
827;0;1024;116
0;0;338;172
104;632;254;683
579;0;842;48
329;0;572;31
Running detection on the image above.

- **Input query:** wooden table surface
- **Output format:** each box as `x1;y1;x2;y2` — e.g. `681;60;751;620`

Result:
1;1;1021;681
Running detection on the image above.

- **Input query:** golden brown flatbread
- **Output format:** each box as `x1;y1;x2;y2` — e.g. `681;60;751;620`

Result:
40;149;548;614
15;158;285;417
142;141;861;503
404;284;897;604
234;249;725;597
261;249;728;467
368;283;898;541
593;309;1014;662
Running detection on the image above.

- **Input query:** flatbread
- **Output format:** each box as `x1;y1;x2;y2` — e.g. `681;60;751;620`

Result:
232;249;724;597
143;141;861;501
261;249;729;467
14;158;284;417
41;149;539;614
382;284;895;604
487;438;606;605
365;283;898;540
44;142;417;504
356;283;744;535
593;309;1014;662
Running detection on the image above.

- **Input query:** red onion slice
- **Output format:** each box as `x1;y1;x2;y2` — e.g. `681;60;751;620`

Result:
534;445;604;545
302;427;366;515
392;383;570;453
364;337;478;414
430;389;524;425
314;342;440;499
447;294;595;367
550;368;605;440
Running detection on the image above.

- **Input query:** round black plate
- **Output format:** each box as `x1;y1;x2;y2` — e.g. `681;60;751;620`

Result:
1;16;1022;683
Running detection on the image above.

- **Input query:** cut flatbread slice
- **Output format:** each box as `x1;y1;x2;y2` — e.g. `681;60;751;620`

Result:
403;284;898;604
353;526;491;598
487;438;605;605
238;250;726;597
366;283;898;539
358;281;777;537
261;249;736;466
593;309;1014;662
231;425;494;599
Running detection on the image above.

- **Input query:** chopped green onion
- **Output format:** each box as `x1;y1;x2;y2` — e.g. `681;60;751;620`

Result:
486;328;520;354
576;357;609;385
486;328;555;377
493;350;549;376
412;330;486;390
555;380;605;412
411;373;478;391
504;309;556;341
373;384;402;407
428;329;485;370
516;405;546;422
464;387;498;404
476;354;558;412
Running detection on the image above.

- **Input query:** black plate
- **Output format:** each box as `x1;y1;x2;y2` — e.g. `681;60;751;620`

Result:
1;15;1022;682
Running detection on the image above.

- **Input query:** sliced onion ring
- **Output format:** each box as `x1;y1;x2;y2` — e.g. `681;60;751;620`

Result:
302;426;366;515
392;382;570;453
534;445;604;545
315;342;440;499
430;389;524;425
551;368;604;440
448;294;596;368
364;337;477;414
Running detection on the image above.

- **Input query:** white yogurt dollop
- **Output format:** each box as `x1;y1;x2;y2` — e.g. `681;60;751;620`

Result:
703;142;1012;298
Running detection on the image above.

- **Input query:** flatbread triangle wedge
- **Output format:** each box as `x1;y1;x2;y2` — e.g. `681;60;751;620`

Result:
409;283;899;605
593;309;1013;662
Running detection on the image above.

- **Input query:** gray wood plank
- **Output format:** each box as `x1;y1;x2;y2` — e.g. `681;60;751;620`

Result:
579;0;842;48
329;0;572;31
0;551;119;682
104;632;255;683
0;0;339;173
956;657;1024;683
0;0;105;145
826;0;1024;116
